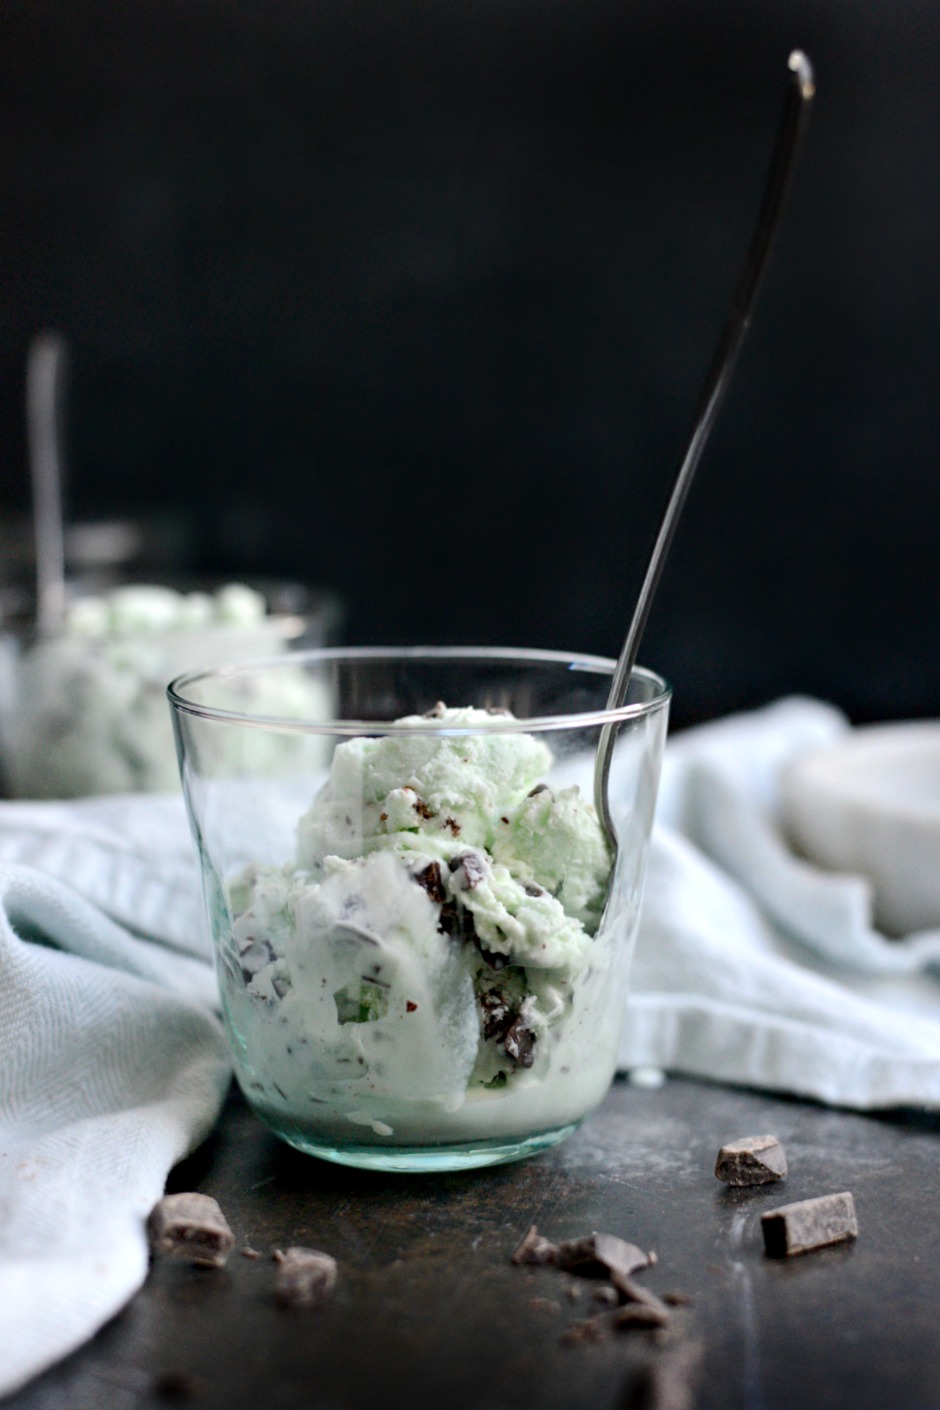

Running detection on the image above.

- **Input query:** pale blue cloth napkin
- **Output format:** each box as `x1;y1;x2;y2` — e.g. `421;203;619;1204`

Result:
3;697;940;1397
619;696;940;1107
0;803;228;1400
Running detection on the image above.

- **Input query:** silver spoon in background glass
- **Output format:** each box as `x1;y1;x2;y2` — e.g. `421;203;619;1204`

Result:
593;50;816;849
26;330;70;635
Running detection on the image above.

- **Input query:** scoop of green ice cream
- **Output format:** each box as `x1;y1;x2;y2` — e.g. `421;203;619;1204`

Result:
296;706;552;867
491;783;612;934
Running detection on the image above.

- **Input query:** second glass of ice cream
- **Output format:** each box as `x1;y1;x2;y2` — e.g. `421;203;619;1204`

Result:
170;647;670;1172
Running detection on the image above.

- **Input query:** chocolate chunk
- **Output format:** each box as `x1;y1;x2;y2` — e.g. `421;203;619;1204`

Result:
448;851;486;889
553;1232;653;1282
610;1272;673;1323
274;1246;338;1307
610;1301;671;1331
511;1224;558;1265
761;1191;858;1257
414;860;446;905
479;989;514;1041
715;1134;787;1186
503;1014;537;1068
527;783;550;797
147;1193;235;1269
523;881;546;897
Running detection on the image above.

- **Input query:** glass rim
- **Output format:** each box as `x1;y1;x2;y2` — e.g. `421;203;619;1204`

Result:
167;645;672;736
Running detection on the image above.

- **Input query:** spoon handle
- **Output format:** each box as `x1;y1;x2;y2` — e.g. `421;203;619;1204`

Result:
594;51;815;843
26;332;70;635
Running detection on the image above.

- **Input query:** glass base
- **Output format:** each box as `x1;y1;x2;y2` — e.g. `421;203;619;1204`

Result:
260;1115;582;1173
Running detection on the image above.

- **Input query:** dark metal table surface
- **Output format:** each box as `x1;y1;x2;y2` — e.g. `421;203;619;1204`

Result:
8;1075;940;1410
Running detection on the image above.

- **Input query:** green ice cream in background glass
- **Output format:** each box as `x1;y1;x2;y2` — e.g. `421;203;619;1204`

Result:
169;647;670;1172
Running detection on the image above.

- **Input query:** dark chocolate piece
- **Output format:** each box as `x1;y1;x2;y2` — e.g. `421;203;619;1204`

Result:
610;1301;671;1331
610;1272;673;1323
147;1193;235;1269
414;860;446;904
448;851;486;889
274;1245;338;1307
511;1223;558;1266
761;1191;858;1257
553;1232;653;1281
503;1013;537;1068
715;1134;787;1186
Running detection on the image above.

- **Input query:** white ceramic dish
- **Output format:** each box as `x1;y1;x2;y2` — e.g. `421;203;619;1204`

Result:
781;720;940;936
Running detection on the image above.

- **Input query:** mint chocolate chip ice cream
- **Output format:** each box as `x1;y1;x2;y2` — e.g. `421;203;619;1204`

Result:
220;705;620;1150
0;582;318;798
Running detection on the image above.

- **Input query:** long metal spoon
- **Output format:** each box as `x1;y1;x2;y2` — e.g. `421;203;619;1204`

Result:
593;50;815;847
26;331;70;635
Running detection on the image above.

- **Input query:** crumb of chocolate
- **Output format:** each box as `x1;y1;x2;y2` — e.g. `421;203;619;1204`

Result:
610;1272;673;1323
274;1245;338;1308
715;1134;787;1186
553;1232;654;1282
611;1301;672;1331
240;1247;261;1260
147;1193;235;1269
563;1317;609;1347
663;1291;692;1306
511;1224;558;1266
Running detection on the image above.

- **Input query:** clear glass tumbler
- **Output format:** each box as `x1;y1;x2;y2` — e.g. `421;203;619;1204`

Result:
169;647;670;1172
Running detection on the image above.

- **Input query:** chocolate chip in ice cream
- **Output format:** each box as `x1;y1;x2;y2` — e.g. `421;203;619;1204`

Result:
503;1013;537;1068
147;1193;235;1269
414;861;447;905
448;851;486;889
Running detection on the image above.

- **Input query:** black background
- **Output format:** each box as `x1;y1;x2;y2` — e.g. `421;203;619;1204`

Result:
2;0;939;728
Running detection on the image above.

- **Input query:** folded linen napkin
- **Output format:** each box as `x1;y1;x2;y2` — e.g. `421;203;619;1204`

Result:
618;695;940;1107
0;810;228;1399
3;696;940;1397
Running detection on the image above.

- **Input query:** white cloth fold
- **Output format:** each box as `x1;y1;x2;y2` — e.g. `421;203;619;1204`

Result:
2;695;940;1397
0;835;227;1399
619;696;940;1105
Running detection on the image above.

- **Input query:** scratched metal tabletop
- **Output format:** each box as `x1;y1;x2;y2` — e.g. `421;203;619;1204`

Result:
8;1075;940;1410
